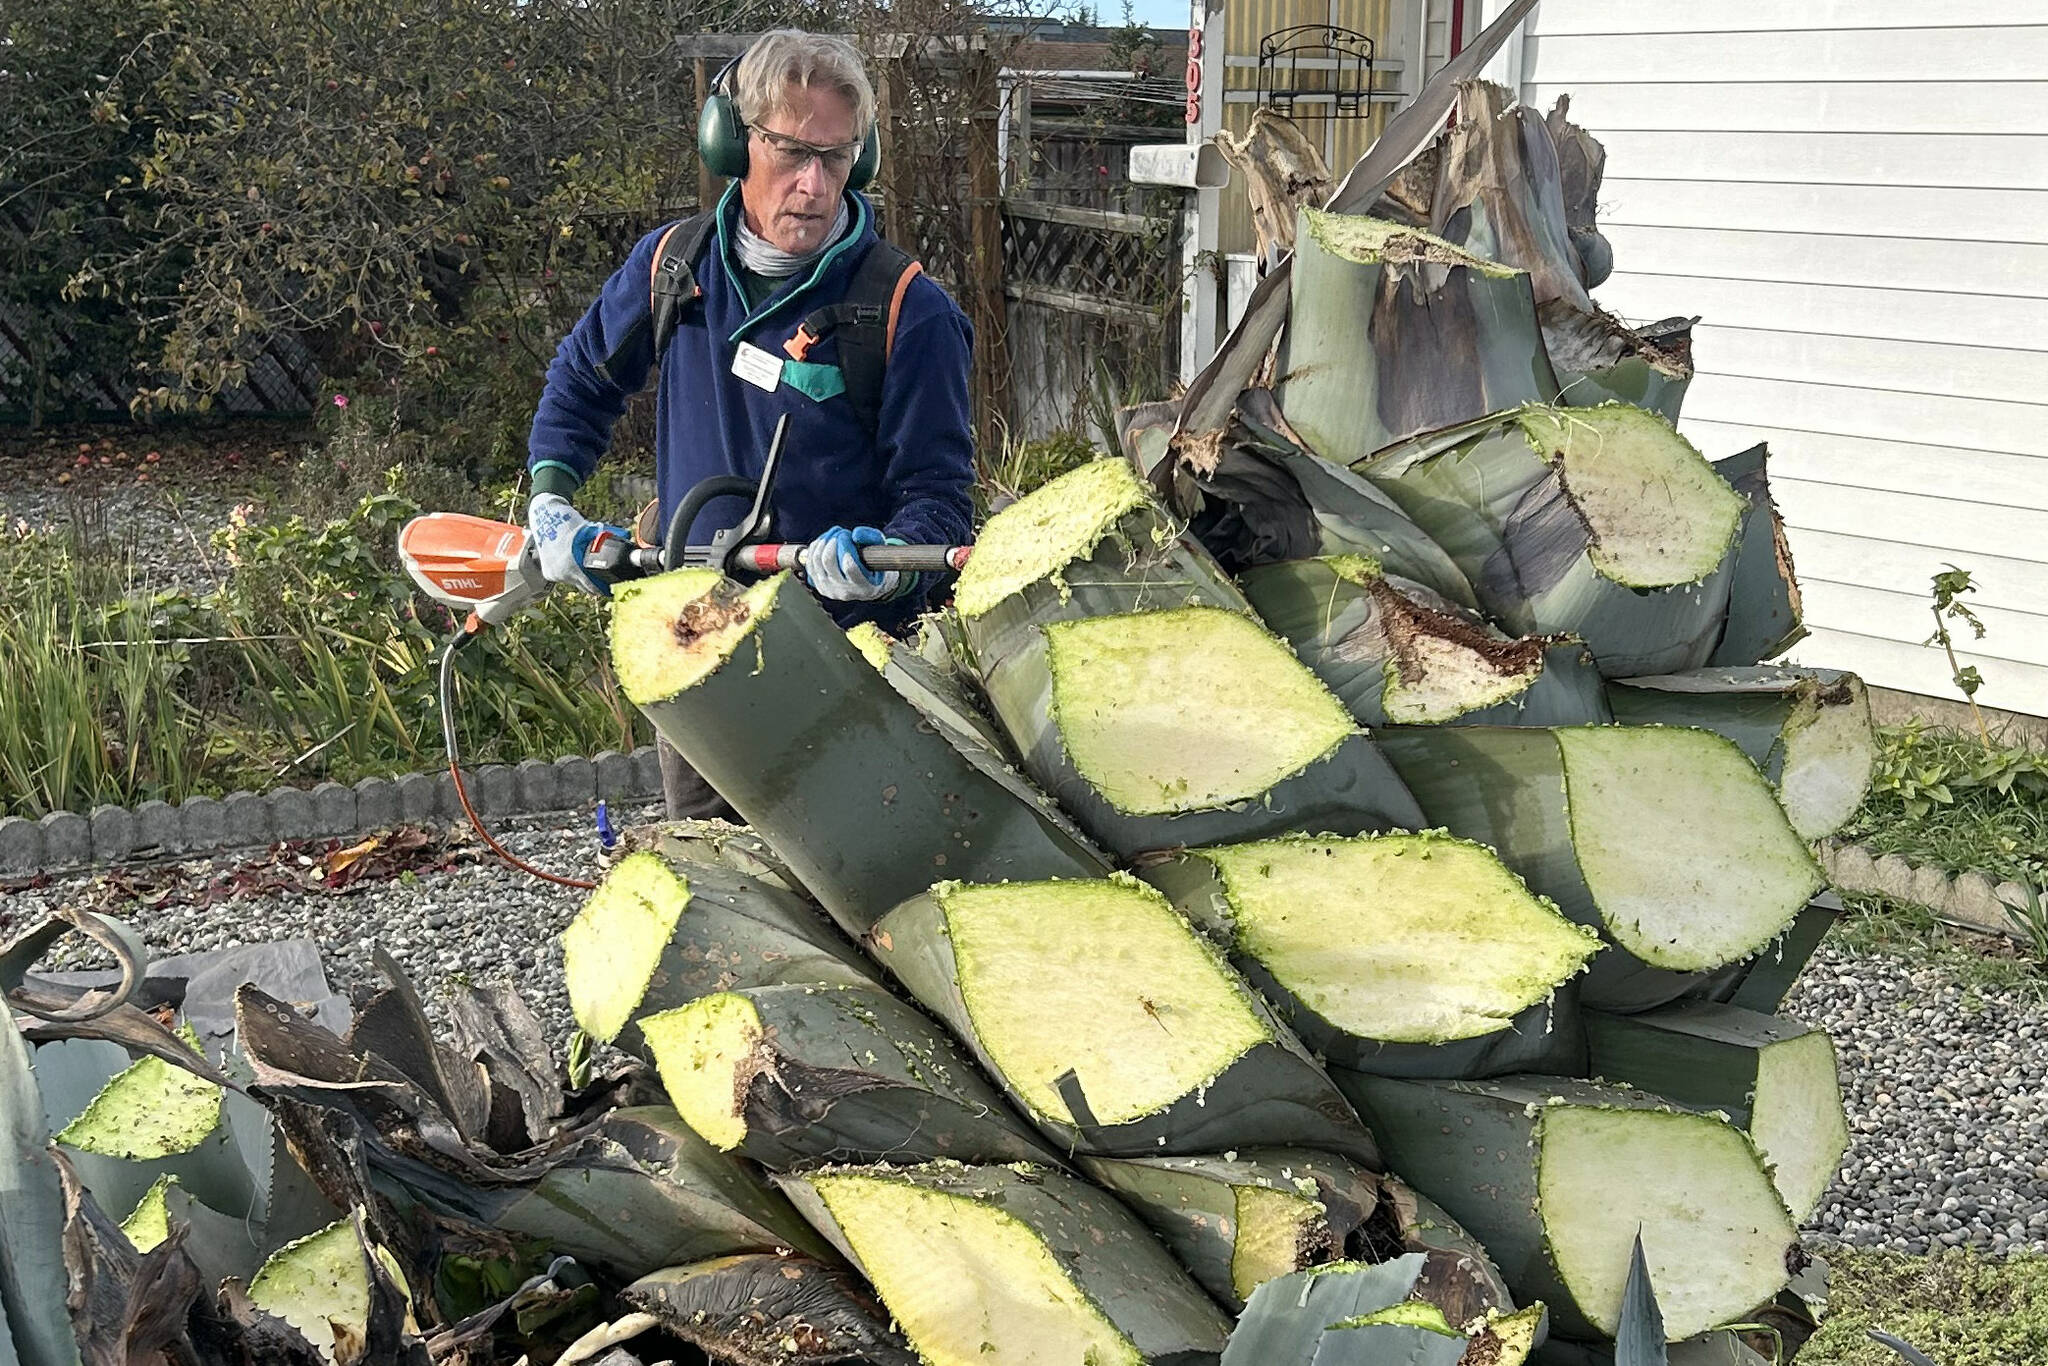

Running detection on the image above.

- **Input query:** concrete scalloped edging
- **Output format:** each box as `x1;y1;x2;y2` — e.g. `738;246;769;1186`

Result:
1818;839;2038;944
0;746;665;875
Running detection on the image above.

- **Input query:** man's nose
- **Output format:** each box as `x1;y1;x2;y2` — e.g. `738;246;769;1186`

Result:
793;155;833;196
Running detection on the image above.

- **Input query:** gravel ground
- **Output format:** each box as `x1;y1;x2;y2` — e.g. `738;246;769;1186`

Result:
7;811;2045;1259
3;805;659;1052
3;480;243;592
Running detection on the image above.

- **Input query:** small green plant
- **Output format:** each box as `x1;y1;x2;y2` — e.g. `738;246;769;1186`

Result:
1926;565;1994;750
2001;881;2048;967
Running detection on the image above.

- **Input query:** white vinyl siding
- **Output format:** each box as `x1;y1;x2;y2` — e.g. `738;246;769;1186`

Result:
1508;3;2048;717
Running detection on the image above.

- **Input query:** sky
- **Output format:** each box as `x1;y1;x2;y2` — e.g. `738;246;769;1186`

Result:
1121;0;1192;29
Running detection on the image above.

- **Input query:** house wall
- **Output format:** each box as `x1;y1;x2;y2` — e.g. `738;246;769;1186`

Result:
1508;0;2048;717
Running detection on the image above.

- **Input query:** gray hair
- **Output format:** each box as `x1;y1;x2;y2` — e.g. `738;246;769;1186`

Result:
734;30;876;136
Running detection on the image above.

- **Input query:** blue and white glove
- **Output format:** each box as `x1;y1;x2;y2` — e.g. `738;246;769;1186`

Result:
800;525;907;603
528;492;627;598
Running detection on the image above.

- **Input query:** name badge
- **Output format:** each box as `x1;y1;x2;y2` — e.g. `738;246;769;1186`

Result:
732;341;784;393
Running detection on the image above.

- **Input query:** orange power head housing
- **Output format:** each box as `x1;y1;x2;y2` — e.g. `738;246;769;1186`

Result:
398;512;545;627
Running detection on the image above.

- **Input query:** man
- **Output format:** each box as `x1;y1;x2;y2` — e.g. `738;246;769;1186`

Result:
524;29;976;818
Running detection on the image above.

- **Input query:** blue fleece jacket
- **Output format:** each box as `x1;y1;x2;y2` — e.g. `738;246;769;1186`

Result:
527;185;976;632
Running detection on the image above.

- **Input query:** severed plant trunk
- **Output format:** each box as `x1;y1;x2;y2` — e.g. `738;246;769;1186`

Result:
639;983;1055;1170
1241;555;1610;728
1374;725;1825;1011
1429;81;1591;311
1583;1002;1849;1222
1709;443;1808;666
1279;209;1559;463
1541;300;1693;422
1080;1149;1377;1311
870;877;1381;1164
1343;1074;1798;1342
1357;404;1746;678
779;1162;1233;1366
609;570;1108;937
622;1253;918;1366
1606;667;1876;839
562;849;872;1056
1145;832;1598;1077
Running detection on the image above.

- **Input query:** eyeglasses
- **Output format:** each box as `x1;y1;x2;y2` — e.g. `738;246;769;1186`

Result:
751;126;863;176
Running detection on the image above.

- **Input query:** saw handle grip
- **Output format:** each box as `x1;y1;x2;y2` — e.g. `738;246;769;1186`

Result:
733;543;973;575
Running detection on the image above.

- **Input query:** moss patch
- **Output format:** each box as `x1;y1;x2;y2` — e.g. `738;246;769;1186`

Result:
1798;1247;2048;1366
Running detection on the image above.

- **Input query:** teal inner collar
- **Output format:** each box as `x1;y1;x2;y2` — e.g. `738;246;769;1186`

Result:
715;184;870;343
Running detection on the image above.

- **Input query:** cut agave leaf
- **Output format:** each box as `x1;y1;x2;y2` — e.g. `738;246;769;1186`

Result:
52;1022;259;1226
1358;404;1745;678
1583;1002;1848;1221
1155;389;1481;606
1;997;78;1366
246;1217;411;1365
1221;1254;1434;1366
872;877;1379;1162
491;1106;833;1280
1708;444;1806;667
1540;299;1692;422
1146;832;1599;1073
982;604;1425;856
1378;1175;1521;1328
641;983;1053;1169
955;457;1248;644
1375;726;1824;1010
120;1172;267;1288
781;1162;1232;1366
611;570;1107;935
1279;208;1559;462
1080;1149;1380;1310
1241;555;1609;728
615;817;806;895
1343;1074;1798;1341
562;849;871;1053
1606;668;1874;840
622;1252;918;1366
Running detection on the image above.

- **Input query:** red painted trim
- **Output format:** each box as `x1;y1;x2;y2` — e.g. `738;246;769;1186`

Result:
1450;0;1467;56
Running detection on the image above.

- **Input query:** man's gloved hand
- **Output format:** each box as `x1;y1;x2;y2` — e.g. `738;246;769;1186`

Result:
800;525;907;603
528;492;627;598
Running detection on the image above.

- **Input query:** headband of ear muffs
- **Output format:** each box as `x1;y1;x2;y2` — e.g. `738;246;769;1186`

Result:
697;49;881;191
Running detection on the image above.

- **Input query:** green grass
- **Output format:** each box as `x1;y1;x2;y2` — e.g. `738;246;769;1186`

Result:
1840;723;2048;890
0;472;646;820
1799;1247;2048;1365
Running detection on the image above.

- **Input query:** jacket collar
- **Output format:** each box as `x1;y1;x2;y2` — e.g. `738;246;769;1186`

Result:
713;183;876;342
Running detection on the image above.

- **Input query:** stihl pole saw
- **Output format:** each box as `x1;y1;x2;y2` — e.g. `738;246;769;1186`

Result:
395;416;972;886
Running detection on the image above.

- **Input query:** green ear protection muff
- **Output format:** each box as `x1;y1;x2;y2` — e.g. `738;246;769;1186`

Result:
697;49;881;191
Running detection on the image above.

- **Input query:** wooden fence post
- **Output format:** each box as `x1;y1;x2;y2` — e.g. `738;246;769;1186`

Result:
967;48;1012;458
878;55;911;249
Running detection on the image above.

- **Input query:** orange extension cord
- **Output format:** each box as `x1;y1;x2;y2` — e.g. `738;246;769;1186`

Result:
439;629;597;891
